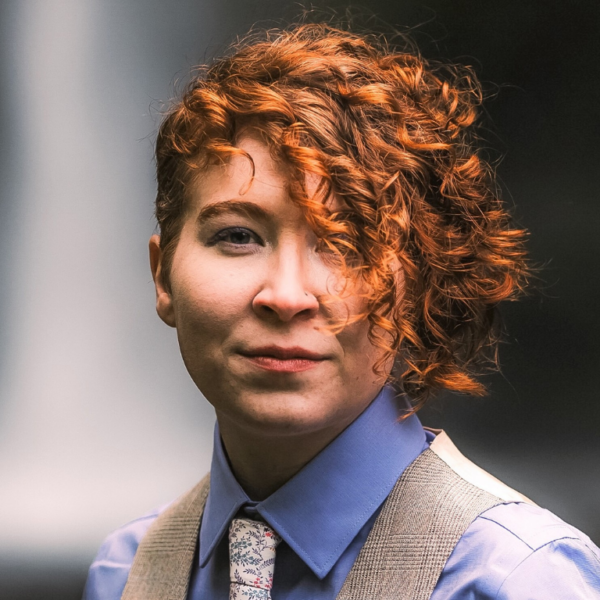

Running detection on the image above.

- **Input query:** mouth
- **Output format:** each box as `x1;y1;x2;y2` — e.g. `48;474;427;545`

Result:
238;345;328;373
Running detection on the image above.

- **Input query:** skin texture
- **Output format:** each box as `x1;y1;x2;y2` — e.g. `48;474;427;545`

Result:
150;135;391;499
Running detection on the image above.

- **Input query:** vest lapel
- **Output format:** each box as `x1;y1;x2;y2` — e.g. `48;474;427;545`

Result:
122;433;522;600
335;449;501;600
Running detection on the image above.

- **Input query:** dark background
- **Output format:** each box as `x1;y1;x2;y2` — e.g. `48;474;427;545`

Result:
1;1;598;598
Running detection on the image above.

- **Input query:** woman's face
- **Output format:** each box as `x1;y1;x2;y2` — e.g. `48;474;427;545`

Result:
151;134;391;438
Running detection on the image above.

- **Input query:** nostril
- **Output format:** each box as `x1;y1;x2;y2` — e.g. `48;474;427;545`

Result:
261;305;276;313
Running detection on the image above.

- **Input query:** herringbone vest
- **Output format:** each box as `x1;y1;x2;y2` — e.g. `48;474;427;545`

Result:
121;430;533;600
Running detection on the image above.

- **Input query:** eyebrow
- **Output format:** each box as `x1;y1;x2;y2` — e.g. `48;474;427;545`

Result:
196;200;272;224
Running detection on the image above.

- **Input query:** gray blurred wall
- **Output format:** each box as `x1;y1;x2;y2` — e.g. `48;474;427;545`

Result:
0;0;228;574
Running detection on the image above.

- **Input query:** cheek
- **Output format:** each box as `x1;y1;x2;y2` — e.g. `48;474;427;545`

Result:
170;255;257;344
334;294;372;358
337;317;374;359
332;290;391;380
335;319;393;397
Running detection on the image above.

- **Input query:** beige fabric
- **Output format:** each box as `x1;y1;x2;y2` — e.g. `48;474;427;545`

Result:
335;448;502;600
121;433;521;600
121;473;210;600
427;428;535;505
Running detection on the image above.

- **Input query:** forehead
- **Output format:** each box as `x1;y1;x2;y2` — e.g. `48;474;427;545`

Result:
188;134;339;216
190;135;289;211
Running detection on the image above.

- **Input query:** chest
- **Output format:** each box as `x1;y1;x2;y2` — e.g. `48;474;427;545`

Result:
121;446;512;600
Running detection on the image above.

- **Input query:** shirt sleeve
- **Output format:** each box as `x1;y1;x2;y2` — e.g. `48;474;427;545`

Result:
83;556;131;600
431;502;600;600
495;537;600;599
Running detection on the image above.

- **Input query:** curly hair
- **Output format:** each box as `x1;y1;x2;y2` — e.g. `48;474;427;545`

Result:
154;23;529;408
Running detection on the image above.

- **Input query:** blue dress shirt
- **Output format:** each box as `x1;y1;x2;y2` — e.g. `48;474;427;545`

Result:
84;386;600;599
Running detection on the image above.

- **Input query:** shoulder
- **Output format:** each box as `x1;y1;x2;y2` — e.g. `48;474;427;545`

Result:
432;501;600;599
82;475;210;600
425;432;600;598
82;506;165;600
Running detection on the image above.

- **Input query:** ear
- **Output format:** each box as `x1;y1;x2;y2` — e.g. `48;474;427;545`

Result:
149;234;176;327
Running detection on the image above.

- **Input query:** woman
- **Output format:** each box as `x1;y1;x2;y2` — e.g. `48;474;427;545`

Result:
84;23;600;600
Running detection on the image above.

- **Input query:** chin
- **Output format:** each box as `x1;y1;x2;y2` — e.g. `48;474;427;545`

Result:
225;389;341;437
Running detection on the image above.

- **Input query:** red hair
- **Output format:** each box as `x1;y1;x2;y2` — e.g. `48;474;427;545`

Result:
154;23;529;408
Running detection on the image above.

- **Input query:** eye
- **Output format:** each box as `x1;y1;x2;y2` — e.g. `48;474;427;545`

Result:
209;227;263;249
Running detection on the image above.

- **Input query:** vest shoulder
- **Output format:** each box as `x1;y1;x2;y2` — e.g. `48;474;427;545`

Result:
92;505;166;566
426;430;598;551
95;474;210;568
83;508;167;600
427;429;534;504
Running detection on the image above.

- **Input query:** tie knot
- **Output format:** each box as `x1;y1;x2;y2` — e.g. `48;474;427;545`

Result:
229;518;282;599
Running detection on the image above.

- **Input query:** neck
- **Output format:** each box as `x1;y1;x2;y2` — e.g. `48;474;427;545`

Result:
216;412;356;500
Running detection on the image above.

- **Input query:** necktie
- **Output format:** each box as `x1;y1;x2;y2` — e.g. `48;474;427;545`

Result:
229;517;282;599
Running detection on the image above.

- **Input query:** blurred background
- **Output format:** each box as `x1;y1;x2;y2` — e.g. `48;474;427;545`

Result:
0;0;598;598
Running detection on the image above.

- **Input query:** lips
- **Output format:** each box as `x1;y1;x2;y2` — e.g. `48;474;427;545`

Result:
238;345;328;373
241;346;327;360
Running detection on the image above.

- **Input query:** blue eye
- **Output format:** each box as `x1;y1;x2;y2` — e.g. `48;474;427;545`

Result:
210;227;262;247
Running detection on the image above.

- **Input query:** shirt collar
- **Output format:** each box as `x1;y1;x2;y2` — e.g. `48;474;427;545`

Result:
199;385;427;578
199;424;251;566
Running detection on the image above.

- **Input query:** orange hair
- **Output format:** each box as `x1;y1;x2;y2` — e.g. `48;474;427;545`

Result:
154;23;529;408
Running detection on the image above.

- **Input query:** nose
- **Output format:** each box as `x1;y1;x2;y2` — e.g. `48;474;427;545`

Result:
252;242;320;323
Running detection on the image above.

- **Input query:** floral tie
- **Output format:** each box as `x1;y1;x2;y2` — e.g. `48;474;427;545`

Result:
228;517;282;600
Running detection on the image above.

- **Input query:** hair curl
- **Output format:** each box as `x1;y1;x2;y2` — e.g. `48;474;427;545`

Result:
154;23;529;408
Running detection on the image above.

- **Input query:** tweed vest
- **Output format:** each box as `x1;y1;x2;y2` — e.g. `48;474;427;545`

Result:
121;430;533;600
